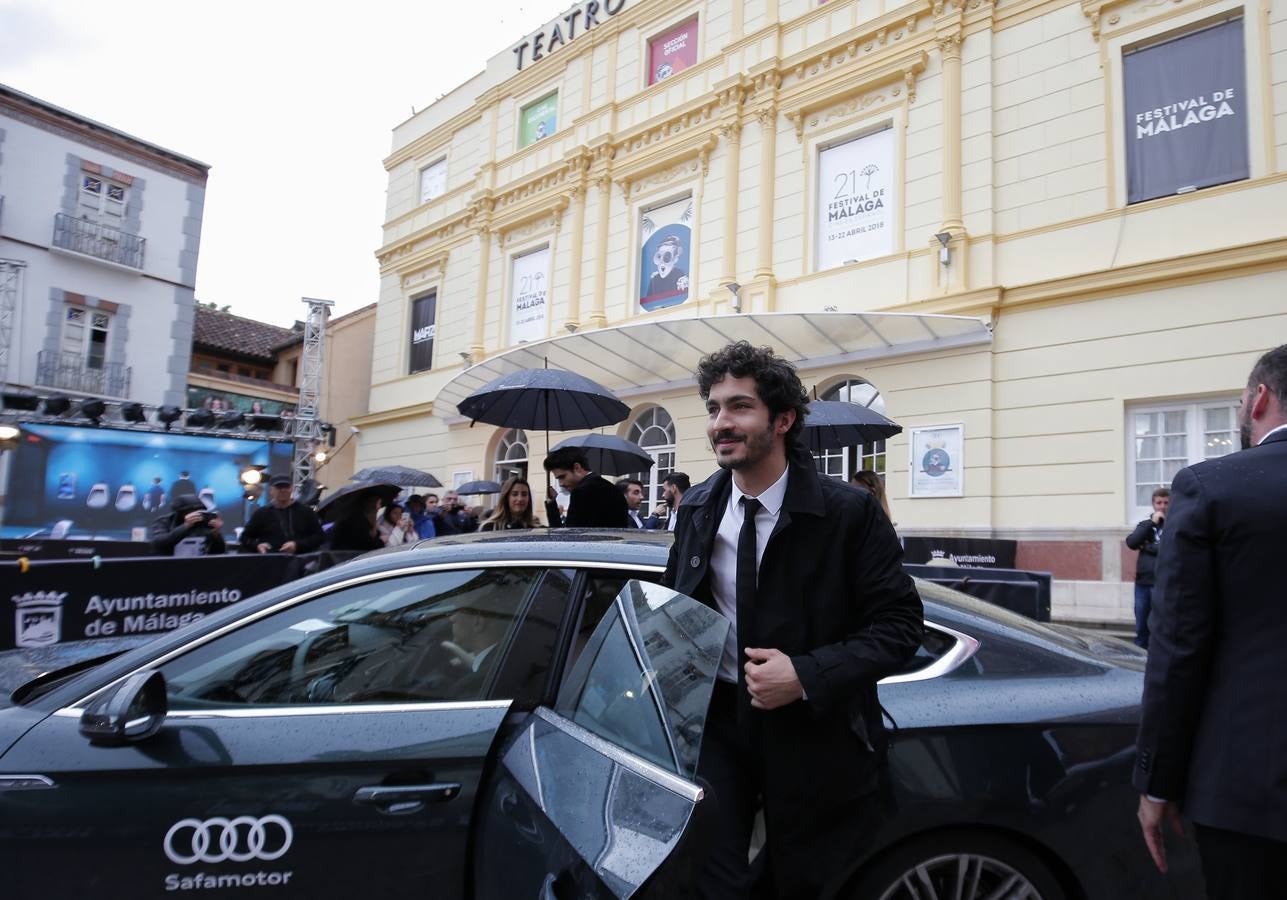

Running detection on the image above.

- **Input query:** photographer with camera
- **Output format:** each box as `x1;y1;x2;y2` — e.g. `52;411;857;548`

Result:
438;490;477;534
150;494;226;557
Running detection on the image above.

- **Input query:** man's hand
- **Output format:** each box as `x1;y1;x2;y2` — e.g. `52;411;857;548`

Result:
1151;511;1165;524
182;511;205;528
440;640;475;670
1137;795;1184;873
280;540;298;554
256;542;272;554
208;515;224;531
744;648;804;710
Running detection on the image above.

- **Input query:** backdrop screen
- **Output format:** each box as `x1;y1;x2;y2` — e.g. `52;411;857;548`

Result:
2;424;293;541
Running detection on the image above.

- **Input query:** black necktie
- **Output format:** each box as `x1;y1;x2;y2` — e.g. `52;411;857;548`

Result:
736;497;761;739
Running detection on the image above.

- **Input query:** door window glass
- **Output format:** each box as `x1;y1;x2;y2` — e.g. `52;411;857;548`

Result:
162;568;542;708
554;580;727;778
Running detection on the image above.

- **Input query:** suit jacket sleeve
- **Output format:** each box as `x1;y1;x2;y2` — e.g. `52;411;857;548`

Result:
1133;466;1217;800
293;506;326;553
789;496;924;716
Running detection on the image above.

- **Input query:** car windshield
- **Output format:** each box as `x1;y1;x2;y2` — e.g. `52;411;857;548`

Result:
554;579;728;779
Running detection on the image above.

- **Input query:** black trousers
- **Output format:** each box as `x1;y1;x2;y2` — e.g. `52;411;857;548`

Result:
1194;823;1287;900
693;679;764;900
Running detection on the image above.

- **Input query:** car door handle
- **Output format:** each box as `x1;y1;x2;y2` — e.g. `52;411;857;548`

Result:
353;783;461;815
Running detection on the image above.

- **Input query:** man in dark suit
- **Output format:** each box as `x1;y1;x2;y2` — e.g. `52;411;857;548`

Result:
1135;343;1287;899
616;477;647;528
542;447;629;527
663;341;923;899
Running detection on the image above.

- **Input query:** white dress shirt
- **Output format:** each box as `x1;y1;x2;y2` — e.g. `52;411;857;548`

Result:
628;509;644;528
709;465;790;682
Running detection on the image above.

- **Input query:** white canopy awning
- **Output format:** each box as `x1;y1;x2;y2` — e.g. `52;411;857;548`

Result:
436;312;992;419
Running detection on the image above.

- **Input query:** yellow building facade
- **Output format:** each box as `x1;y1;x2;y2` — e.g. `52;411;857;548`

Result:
359;0;1287;623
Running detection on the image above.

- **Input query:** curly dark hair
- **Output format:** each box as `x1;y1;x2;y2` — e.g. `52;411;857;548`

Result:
696;341;810;445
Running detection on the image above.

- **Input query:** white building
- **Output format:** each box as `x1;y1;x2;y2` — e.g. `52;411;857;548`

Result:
0;83;209;408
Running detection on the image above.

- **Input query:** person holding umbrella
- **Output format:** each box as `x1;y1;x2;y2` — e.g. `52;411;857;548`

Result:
543;447;629;527
478;476;541;531
239;474;325;554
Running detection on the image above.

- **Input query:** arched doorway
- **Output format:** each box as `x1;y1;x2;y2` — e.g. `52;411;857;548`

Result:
492;428;529;483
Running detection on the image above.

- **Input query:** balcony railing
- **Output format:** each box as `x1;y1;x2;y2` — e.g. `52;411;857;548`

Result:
36;349;131;398
51;212;145;270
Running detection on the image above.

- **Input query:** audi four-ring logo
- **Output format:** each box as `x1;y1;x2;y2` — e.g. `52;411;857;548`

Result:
163;815;293;865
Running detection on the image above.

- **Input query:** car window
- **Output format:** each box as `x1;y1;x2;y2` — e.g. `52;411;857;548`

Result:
899;626;957;675
554;580;728;779
566;570;662;675
491;568;574;705
161;568;542;708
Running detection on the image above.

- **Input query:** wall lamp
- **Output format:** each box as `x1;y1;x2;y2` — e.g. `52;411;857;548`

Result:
459;351;473;366
935;232;952;266
723;282;742;313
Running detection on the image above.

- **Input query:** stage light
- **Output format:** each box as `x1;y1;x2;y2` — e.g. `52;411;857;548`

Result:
240;466;263;486
3;393;40;411
313;450;328;463
0;423;19;442
42;396;71;416
250;414;282;433
157;405;183;430
219;411;246;429
121;402;148;423
186;409;216;429
78;398;106;425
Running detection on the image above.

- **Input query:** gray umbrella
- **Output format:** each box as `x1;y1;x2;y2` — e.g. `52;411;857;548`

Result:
351;465;442;488
456;480;503;495
551;434;655;476
456;367;629;431
317;481;401;522
802;400;902;452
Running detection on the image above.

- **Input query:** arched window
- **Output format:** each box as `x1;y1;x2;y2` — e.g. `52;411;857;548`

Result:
493;428;529;483
626;407;676;510
815;379;887;482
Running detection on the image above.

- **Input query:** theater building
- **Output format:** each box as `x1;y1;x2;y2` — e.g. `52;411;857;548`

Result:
358;0;1287;623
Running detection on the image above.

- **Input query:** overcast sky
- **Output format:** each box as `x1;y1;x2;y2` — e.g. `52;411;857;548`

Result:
0;0;567;326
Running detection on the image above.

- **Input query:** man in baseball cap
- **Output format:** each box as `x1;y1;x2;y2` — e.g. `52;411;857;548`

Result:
239;474;324;554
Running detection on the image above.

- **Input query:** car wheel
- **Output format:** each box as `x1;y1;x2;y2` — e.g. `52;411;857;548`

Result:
847;831;1068;900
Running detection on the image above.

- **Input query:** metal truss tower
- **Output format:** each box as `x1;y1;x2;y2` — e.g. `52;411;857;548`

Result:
291;297;333;492
0;259;26;391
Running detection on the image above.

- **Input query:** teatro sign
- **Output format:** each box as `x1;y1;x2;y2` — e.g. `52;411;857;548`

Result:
512;0;628;70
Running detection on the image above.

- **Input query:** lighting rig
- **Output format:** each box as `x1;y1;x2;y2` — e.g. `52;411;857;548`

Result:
0;391;335;445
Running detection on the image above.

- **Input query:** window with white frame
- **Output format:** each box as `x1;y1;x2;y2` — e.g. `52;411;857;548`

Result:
626;407;676;510
61;305;111;369
79;172;126;230
1127;398;1239;519
813;379;888;481
419;159;447;205
493;428;530;483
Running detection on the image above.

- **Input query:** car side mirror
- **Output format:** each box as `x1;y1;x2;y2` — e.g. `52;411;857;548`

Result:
79;669;167;745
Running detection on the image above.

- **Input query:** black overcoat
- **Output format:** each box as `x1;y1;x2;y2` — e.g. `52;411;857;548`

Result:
662;446;923;895
1135;427;1287;840
547;472;629;528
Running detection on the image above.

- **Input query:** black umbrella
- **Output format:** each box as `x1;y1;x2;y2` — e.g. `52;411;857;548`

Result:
351;465;442;488
802;400;902;452
456;368;629;431
551;434;654;476
317;481;401;522
456;480;503;495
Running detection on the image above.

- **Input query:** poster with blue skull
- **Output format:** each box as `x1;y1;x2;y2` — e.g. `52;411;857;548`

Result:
639;195;693;312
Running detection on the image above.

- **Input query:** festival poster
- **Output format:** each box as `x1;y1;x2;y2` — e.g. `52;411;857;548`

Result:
816;127;894;270
510;247;550;343
519;93;558;147
648;19;699;85
909;424;964;498
1123;18;1248;203
638;196;693;312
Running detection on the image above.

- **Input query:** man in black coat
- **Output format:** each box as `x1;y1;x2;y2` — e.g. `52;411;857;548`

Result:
542;447;629;527
1135;343;1287;898
239;474;325;554
663;341;923;899
1124;486;1168;648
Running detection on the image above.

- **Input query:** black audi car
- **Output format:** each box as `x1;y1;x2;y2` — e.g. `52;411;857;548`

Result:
0;530;1200;899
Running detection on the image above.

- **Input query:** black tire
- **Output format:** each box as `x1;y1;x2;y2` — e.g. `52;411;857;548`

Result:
844;830;1068;900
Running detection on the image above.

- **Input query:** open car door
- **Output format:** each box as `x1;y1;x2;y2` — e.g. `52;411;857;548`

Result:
473;580;729;899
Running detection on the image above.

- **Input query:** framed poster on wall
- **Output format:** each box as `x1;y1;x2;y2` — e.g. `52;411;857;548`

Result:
510;247;549;344
519;93;558;147
638;195;693;312
909;423;964;498
816;126;894;270
647;19;699;85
